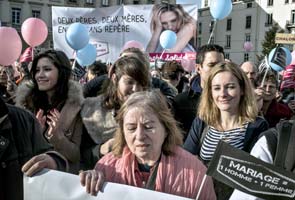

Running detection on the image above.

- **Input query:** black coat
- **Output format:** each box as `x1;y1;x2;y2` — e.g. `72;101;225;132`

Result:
0;99;65;200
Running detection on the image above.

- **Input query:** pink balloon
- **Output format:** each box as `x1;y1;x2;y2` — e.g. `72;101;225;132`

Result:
291;50;295;65
122;40;144;52
21;18;48;47
243;41;253;52
181;58;195;72
0;27;22;66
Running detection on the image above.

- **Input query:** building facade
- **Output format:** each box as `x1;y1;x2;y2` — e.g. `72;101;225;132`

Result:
198;0;295;64
0;0;295;64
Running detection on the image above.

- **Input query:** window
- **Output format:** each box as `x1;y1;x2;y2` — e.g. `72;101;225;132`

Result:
204;0;209;7
225;35;231;48
225;53;230;60
68;0;77;2
247;3;252;8
85;0;93;4
267;0;273;6
265;13;273;26
285;0;289;3
226;19;232;31
102;0;109;6
244;53;249;61
11;8;21;25
292;10;295;24
133;0;139;4
245;16;251;29
32;10;41;18
198;22;202;34
245;34;251;42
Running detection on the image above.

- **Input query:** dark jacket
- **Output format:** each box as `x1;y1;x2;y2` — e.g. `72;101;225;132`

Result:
0;99;67;200
183;116;269;156
172;75;202;137
172;89;201;137
264;99;294;128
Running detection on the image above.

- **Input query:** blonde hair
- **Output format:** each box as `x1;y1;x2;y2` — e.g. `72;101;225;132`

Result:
198;62;258;127
112;90;183;156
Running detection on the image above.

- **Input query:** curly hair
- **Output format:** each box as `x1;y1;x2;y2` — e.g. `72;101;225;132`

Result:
150;4;195;33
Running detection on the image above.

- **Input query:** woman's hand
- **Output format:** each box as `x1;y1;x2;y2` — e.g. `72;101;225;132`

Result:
153;10;163;33
22;154;57;176
80;170;105;196
46;109;61;137
36;109;46;131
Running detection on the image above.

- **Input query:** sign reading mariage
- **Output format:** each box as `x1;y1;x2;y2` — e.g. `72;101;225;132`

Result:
51;5;198;62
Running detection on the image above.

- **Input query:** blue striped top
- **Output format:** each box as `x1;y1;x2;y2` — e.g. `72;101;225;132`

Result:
200;123;249;161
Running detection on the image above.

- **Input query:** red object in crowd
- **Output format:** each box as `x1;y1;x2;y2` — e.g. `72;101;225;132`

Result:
19;47;33;63
280;64;295;90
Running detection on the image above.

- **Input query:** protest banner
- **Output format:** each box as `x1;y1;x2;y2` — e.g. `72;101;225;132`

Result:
51;4;198;62
24;169;193;200
207;141;295;200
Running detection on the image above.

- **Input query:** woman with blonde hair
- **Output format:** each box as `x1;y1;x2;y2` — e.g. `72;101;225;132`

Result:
184;62;268;161
146;4;197;53
80;90;216;199
184;62;269;199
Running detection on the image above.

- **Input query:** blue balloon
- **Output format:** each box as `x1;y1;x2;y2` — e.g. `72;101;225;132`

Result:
159;30;177;49
268;47;292;72
66;23;89;50
210;0;232;20
76;43;97;66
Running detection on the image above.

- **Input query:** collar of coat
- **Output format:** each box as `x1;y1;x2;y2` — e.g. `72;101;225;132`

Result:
15;80;84;110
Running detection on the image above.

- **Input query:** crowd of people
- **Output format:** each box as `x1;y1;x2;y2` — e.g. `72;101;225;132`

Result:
0;42;295;200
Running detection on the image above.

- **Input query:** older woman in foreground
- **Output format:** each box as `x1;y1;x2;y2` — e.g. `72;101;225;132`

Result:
80;90;216;199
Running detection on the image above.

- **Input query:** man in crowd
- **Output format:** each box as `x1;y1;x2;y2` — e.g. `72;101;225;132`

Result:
173;44;225;136
240;61;258;87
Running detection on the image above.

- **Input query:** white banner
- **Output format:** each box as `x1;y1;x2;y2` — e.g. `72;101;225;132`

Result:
24;169;192;200
52;5;198;62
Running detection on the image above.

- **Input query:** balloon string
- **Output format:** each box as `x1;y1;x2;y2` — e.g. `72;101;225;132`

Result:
72;51;76;70
207;20;217;44
32;47;34;61
160;49;166;60
195;174;207;200
260;57;270;87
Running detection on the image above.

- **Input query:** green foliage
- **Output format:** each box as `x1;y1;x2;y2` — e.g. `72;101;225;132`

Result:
261;23;284;56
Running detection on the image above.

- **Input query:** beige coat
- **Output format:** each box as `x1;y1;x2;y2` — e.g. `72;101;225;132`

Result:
15;80;84;173
81;95;117;157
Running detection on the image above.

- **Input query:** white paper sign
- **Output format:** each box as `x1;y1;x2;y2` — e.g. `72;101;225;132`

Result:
24;169;193;200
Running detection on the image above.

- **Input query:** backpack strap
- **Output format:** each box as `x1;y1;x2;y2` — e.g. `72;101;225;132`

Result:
261;128;278;161
200;125;208;145
274;120;293;168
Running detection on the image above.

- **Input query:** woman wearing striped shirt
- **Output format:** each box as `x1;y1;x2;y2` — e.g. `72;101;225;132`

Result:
183;61;269;199
184;62;268;163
